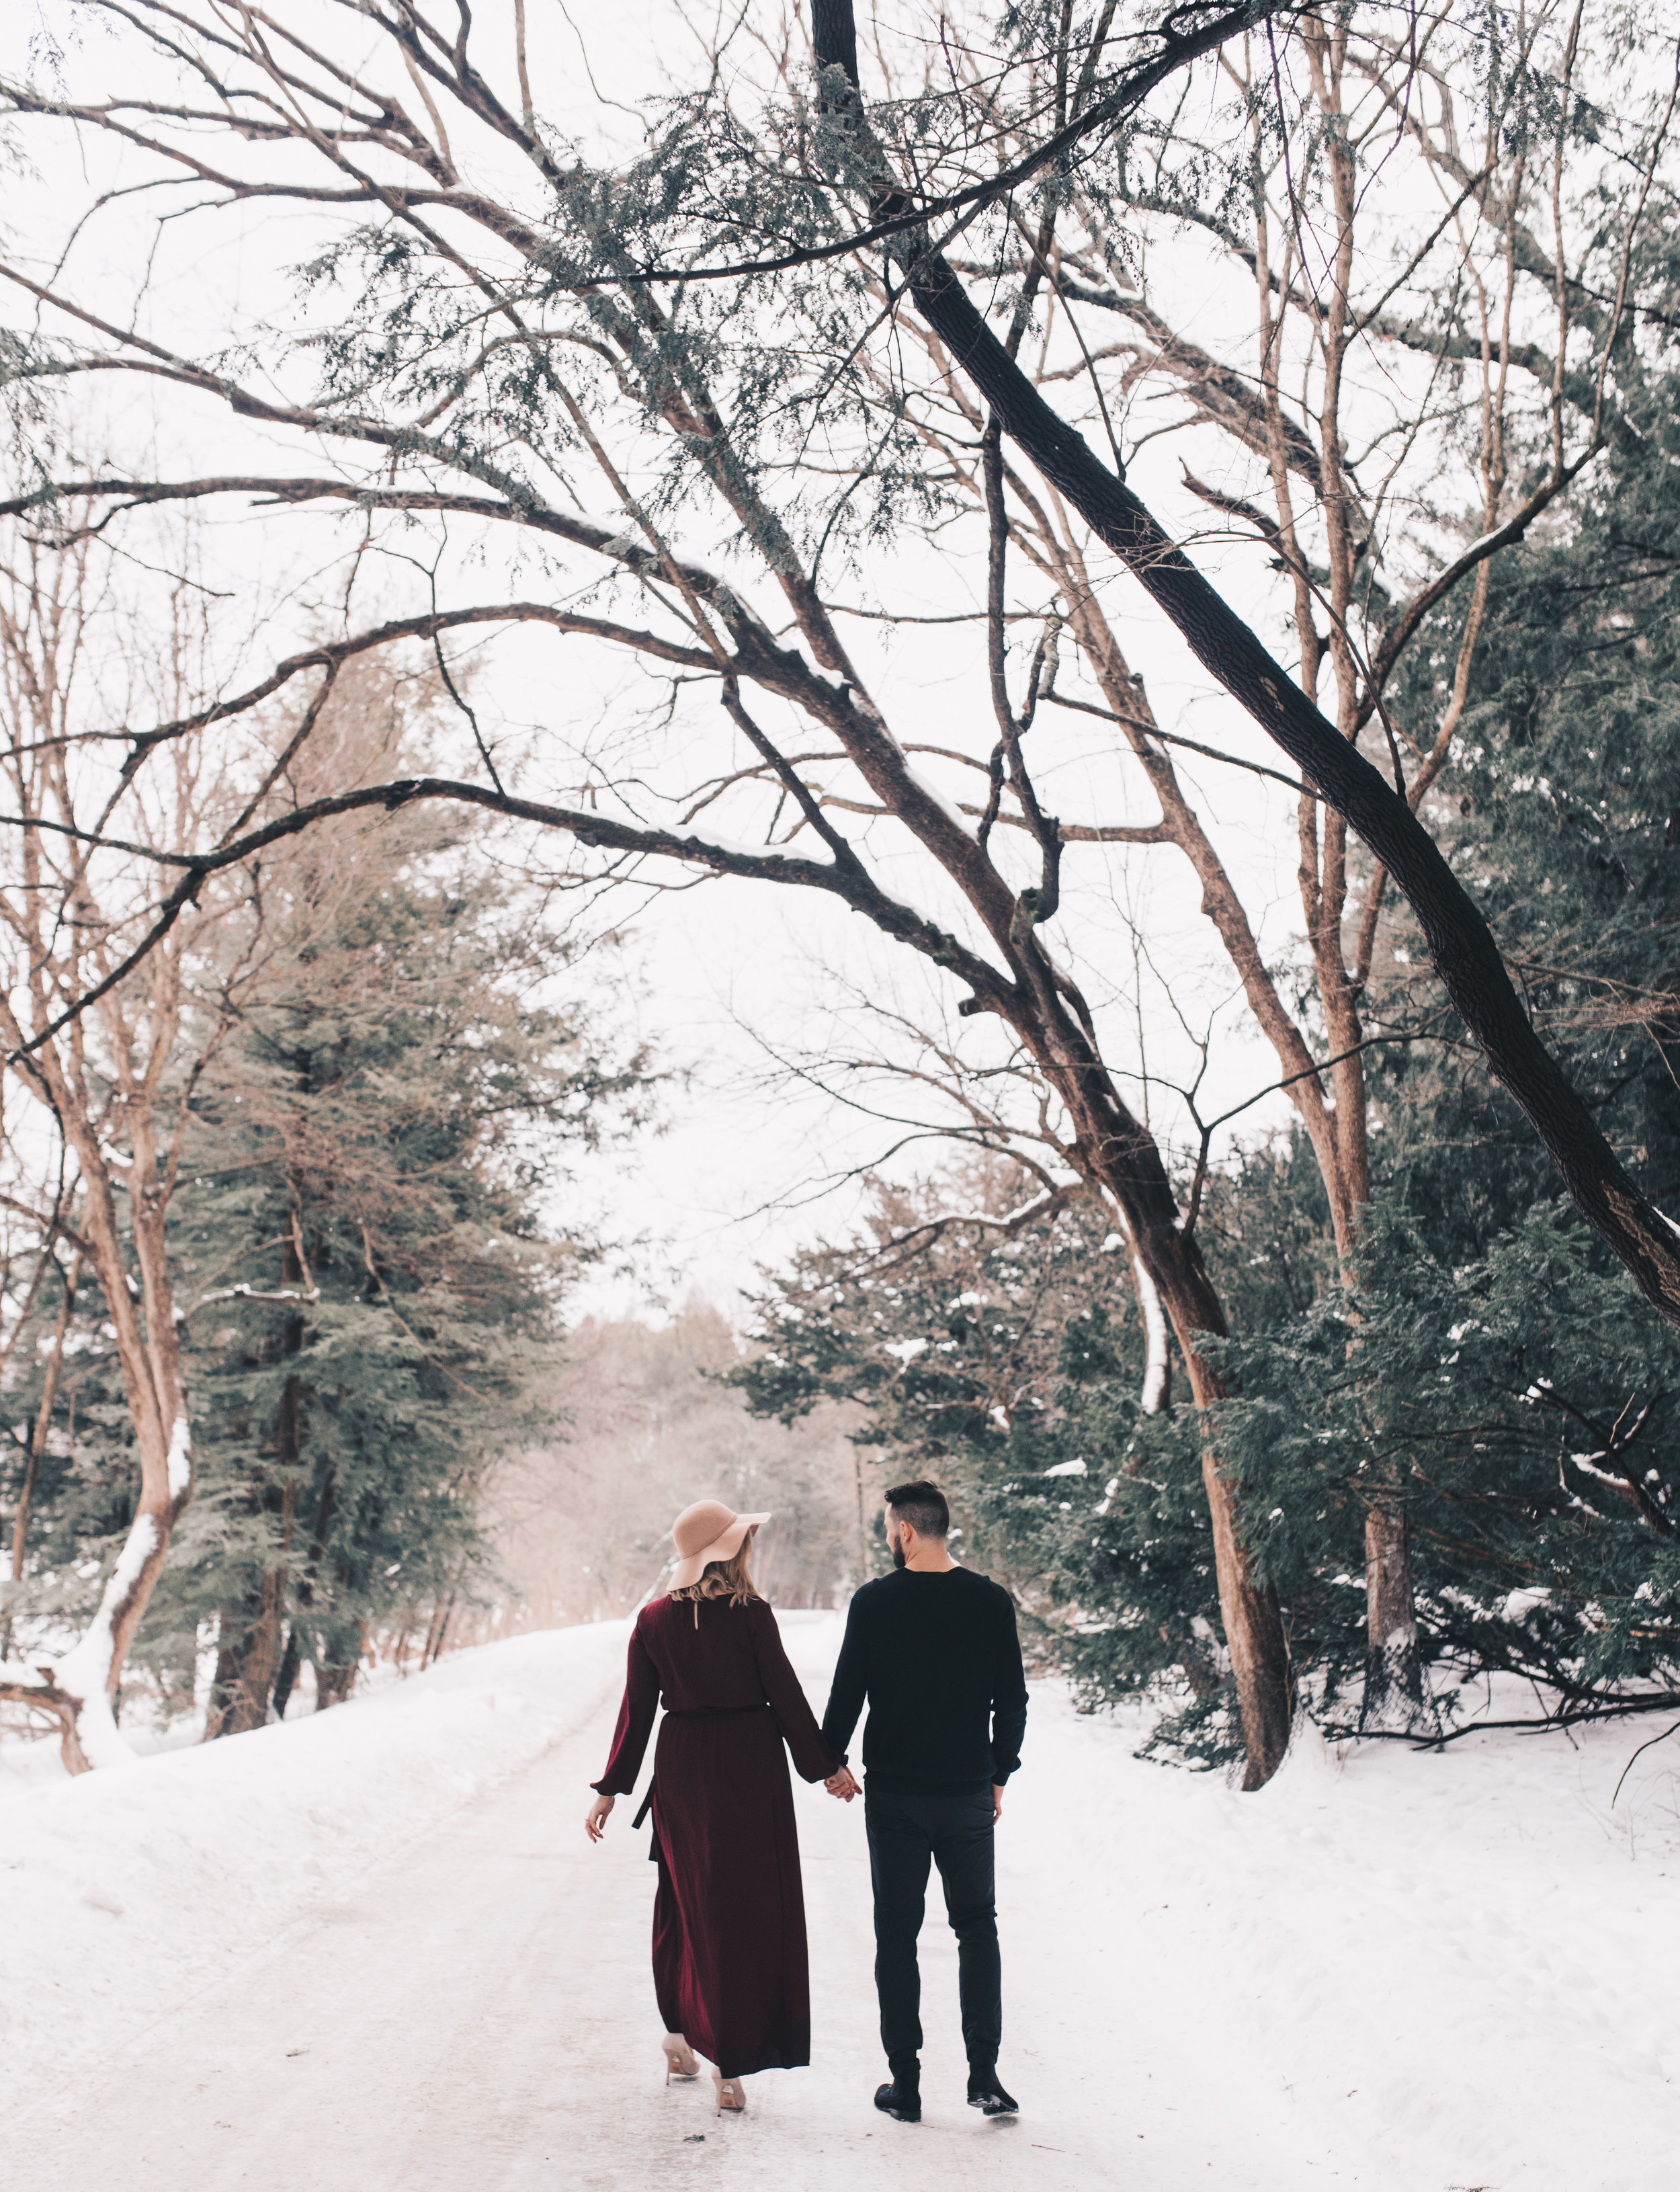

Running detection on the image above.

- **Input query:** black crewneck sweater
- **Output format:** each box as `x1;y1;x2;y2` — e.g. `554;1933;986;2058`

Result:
821;1566;1028;1791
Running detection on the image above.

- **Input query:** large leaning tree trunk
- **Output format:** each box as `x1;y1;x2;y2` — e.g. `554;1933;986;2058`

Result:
805;0;1680;1340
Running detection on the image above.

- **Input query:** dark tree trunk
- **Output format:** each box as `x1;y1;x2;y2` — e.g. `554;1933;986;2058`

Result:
810;0;1680;1336
286;1456;341;1711
270;1623;301;1720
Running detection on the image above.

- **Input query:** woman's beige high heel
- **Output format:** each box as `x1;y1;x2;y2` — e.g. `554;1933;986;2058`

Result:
662;2033;700;2084
712;2068;747;2115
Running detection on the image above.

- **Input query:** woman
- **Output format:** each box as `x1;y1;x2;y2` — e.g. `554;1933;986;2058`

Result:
585;1498;842;2116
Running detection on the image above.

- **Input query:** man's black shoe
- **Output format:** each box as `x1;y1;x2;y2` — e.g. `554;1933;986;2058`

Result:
874;2078;922;2123
966;2066;1019;2117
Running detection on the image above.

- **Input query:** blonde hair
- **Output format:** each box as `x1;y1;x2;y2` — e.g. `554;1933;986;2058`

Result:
669;1530;763;1610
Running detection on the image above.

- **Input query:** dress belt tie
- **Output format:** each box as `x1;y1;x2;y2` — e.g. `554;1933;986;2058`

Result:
663;1703;770;1717
631;1706;768;1835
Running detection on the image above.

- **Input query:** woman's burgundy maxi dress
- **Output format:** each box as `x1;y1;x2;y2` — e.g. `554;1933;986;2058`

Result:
592;1595;841;2078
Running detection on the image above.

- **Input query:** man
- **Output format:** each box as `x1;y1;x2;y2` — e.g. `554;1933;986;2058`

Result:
821;1479;1028;2125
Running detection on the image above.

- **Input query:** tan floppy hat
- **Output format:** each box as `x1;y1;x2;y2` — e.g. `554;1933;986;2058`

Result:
669;1498;771;1590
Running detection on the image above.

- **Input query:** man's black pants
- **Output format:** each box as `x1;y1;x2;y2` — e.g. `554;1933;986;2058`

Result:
864;1780;1001;2072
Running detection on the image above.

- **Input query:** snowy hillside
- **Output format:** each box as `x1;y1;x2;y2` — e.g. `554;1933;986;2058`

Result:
5;1615;1678;2190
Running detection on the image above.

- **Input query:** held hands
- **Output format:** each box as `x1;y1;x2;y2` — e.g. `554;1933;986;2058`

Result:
821;1769;995;1812
585;1792;614;1842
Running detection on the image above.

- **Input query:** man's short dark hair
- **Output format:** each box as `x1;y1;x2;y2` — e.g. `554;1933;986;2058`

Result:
885;1479;950;1539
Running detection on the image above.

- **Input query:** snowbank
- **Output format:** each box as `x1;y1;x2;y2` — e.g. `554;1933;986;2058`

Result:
1007;1676;1680;2191
0;1623;630;2086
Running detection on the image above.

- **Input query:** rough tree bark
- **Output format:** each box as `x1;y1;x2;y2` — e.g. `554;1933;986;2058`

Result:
1248;24;1429;1723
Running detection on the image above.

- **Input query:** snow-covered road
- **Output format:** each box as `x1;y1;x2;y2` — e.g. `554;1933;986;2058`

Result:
5;1615;1679;2191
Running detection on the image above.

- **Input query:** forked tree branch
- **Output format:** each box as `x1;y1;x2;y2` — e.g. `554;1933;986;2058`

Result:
616;1;1284;283
0;777;1016;1067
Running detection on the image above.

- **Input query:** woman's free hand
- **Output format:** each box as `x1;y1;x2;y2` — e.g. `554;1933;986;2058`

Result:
585;1792;615;1842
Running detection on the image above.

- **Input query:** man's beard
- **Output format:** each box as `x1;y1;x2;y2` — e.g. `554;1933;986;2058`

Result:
890;1537;907;1570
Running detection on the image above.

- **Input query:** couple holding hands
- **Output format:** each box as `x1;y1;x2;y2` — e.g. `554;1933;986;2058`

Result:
585;1479;1028;2126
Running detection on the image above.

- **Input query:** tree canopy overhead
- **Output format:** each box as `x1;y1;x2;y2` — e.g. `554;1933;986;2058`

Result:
5;0;1680;1785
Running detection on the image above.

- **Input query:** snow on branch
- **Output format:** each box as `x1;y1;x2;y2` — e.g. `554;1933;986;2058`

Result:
178;1283;322;1320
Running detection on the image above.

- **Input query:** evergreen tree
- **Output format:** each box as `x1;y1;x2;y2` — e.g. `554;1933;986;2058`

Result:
736;1160;1142;1479
1;813;652;1729
1216;1205;1680;1724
